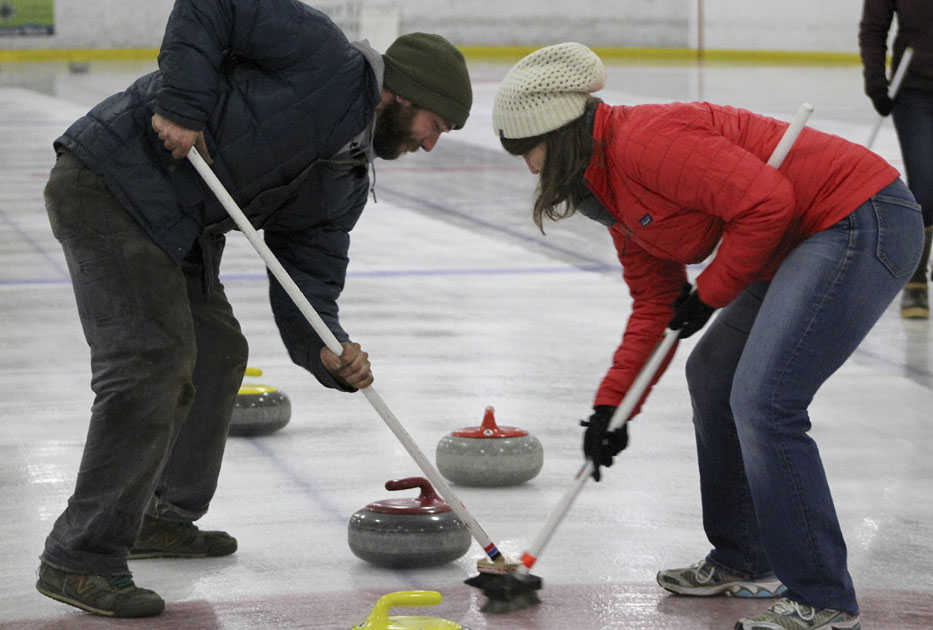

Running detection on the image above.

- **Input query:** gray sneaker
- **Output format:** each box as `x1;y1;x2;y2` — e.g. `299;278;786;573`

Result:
735;597;860;629
901;282;929;319
129;516;237;559
657;559;787;598
35;562;164;617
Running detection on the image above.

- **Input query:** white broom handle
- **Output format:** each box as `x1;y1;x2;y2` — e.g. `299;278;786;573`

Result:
517;102;815;575
186;147;505;564
767;102;814;168
865;47;914;149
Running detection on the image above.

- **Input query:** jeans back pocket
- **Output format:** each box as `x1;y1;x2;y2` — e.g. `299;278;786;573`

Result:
871;190;923;279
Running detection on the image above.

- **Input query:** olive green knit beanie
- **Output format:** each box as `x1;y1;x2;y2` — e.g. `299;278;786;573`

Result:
383;33;473;129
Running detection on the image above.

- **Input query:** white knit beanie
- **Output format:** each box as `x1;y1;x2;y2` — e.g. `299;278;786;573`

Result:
493;42;606;140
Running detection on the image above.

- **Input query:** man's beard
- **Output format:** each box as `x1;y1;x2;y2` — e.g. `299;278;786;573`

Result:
373;100;418;160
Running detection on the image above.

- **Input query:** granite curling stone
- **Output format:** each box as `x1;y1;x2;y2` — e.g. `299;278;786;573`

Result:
228;367;291;437
347;477;471;568
435;406;543;487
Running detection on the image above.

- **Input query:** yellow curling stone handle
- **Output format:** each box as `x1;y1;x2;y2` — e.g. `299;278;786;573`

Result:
353;591;462;630
239;367;279;395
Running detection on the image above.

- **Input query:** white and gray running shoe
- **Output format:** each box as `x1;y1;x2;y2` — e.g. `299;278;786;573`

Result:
735;597;861;629
657;559;787;598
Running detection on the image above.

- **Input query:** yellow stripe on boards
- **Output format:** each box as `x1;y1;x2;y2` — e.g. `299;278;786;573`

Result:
460;46;861;66
0;48;157;62
0;46;862;66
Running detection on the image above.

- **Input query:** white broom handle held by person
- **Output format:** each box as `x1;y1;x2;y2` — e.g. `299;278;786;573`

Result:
865;47;914;149
766;102;815;168
187;147;507;565
516;101;815;575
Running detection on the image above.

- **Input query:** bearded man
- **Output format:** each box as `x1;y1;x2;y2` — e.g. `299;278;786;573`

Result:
35;0;471;617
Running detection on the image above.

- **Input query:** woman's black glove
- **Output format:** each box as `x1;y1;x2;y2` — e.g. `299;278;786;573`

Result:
668;281;715;339
581;405;629;481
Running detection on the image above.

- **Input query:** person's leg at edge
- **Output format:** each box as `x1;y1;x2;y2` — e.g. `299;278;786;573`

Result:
730;179;923;614
892;88;933;318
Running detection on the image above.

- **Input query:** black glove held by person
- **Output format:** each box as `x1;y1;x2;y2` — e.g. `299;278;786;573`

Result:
869;90;894;117
668;281;715;339
581;405;629;482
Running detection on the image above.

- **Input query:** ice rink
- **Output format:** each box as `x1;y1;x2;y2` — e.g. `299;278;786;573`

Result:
1;56;931;629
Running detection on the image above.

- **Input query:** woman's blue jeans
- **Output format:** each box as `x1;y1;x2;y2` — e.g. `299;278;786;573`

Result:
685;179;922;614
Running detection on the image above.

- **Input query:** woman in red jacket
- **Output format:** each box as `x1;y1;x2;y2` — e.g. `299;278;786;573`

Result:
493;43;922;630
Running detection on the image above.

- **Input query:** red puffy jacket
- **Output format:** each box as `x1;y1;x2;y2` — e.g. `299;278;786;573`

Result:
585;101;899;410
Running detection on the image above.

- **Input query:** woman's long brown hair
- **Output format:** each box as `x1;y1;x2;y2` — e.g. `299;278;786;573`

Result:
500;97;601;233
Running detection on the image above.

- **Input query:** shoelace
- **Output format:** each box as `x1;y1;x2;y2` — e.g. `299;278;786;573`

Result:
771;597;816;621
693;561;716;585
109;576;134;590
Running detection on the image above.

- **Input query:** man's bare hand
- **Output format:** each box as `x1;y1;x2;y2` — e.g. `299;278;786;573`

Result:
151;113;213;163
321;341;373;389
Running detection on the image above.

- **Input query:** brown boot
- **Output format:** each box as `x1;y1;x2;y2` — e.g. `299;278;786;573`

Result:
901;282;930;319
902;226;933;319
128;515;237;559
35;562;164;617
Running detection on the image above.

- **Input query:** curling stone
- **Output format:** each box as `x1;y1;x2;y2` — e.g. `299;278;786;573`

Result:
353;590;464;630
347;477;471;568
228;367;291;437
435;406;543;487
